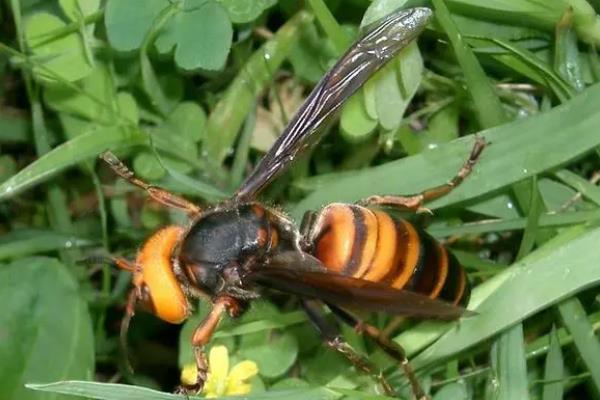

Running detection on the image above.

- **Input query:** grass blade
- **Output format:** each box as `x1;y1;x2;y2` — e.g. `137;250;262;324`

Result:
432;0;507;129
557;297;600;392
26;381;336;400
0;126;145;200
542;326;564;400
490;323;530;400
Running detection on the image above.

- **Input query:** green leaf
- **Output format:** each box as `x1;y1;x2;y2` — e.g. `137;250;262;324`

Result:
0;229;95;260
375;42;423;130
59;0;100;21
340;89;377;142
26;381;336;400
432;0;507;129
292;84;600;219
490;323;529;400
218;0;276;24
240;331;299;378
432;382;467;400
164;101;206;142
44;64;117;124
554;169;600;206
133;151;166;181
557;297;600;391
24;12;93;83
1;257;94;400
542;326;564;400
0;125;146;200
155;0;232;71
104;0;168;52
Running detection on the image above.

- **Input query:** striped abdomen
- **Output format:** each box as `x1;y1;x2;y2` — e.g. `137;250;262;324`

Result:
310;203;470;307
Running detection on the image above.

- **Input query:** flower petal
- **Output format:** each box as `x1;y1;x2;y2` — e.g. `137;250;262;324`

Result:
226;383;252;396
228;360;259;382
180;363;197;386
208;345;230;378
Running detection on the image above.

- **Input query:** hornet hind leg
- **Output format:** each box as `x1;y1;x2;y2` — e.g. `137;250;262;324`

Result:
301;299;396;397
329;304;430;400
358;137;486;213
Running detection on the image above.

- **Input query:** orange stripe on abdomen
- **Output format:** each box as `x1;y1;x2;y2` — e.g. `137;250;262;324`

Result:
360;210;397;282
314;205;356;273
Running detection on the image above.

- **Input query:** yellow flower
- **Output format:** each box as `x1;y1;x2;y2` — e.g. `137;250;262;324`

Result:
181;345;259;398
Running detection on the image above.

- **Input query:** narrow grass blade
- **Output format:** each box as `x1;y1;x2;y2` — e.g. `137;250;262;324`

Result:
432;0;507;129
0;126;146;200
557;297;600;392
490;323;529;400
0;230;95;260
26;381;336;400
542;326;564;400
554;169;600;206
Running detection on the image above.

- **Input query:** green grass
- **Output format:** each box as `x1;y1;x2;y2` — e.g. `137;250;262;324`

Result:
1;0;599;400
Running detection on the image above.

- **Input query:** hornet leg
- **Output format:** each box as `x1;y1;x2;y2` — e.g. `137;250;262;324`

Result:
358;137;486;213
302;299;395;397
329;304;429;400
179;296;242;393
100;151;201;215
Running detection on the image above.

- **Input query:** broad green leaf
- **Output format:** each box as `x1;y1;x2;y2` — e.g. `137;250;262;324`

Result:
432;382;467;400
240;331;299;378
292;83;600;219
116;92;139;125
218;0;276;24
44;64;116;124
0;126;146;200
59;0;100;21
406;225;600;370
133;151;166;181
1;257;94;400
155;0;232;71
490;323;529;400
375;42;423;130
26;381;336;400
340;89;377;142
24;12;93;83
288;22;332;83
104;0;168;51
164;102;206;142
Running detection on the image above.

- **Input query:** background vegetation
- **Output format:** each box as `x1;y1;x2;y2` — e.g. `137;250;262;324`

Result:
1;0;600;399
